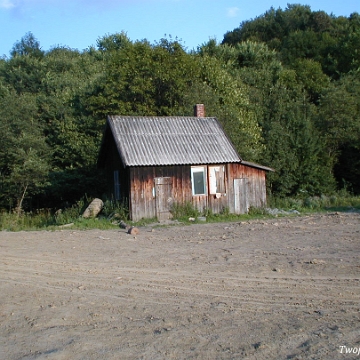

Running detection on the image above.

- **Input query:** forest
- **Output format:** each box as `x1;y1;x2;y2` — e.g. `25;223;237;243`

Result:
0;4;359;215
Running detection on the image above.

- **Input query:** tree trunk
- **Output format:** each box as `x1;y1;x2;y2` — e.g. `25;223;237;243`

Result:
16;184;28;218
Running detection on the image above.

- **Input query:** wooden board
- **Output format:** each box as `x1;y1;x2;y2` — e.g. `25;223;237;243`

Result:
154;177;173;221
234;178;249;214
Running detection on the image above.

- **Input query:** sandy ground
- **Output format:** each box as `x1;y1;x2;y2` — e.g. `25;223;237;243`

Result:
0;212;359;360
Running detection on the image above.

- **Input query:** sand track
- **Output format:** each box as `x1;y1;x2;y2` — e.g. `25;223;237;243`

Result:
1;212;359;359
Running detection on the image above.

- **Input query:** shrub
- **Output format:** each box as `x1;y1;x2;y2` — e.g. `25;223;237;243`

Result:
101;198;129;220
268;191;360;213
0;209;55;231
170;201;199;220
54;198;87;225
248;206;267;215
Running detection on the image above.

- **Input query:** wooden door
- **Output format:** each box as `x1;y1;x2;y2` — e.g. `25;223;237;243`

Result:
154;177;173;221
234;178;249;214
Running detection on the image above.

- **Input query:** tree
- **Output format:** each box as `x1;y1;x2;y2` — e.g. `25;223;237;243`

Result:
197;43;264;160
316;71;360;193
291;58;330;104
203;40;335;195
86;34;199;117
1;33;46;95
0;92;50;213
222;5;359;80
316;73;360;156
10;32;44;59
220;6;360;194
37;46;104;169
335;12;360;74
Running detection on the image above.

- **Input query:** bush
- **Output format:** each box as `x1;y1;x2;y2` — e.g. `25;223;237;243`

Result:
54;198;87;225
268;191;360;212
248;206;267;215
0;209;55;231
170;202;199;220
101;198;129;220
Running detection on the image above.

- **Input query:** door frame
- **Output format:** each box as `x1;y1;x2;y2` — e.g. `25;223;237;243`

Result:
154;177;173;221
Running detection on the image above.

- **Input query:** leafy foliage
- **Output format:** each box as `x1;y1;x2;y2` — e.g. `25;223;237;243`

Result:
0;92;50;213
0;4;359;217
222;5;360;195
170;201;200;220
223;5;360;78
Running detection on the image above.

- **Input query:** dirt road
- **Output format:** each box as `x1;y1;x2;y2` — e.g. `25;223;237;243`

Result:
1;212;359;359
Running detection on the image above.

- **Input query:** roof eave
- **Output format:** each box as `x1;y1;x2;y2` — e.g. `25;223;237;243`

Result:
241;160;275;172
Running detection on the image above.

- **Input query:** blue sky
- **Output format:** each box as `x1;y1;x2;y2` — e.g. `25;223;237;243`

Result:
1;0;359;57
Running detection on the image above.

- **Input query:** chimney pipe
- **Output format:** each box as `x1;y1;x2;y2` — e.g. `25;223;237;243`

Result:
194;104;205;117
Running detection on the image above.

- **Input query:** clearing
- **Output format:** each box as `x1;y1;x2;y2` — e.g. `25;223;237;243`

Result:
0;212;359;359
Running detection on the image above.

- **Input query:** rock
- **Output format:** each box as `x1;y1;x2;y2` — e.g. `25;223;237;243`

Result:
82;198;104;218
127;227;139;236
309;259;326;265
119;220;128;229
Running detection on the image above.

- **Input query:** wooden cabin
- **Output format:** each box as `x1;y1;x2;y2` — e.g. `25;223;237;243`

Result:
97;105;274;221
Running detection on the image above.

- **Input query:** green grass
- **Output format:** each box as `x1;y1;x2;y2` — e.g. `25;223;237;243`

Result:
169;202;271;225
0;196;131;231
268;193;360;213
1;193;359;231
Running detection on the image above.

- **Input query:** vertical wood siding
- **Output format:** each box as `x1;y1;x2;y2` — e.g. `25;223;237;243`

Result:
227;163;267;213
129;166;192;221
128;163;267;221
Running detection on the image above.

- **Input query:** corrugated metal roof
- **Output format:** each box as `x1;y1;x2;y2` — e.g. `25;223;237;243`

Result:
107;115;242;167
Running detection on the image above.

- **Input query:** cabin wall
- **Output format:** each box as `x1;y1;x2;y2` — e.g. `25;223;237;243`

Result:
103;157;267;220
227;163;267;213
129;166;192;221
129;164;250;221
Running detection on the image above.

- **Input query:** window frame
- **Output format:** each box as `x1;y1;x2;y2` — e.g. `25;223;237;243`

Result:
209;165;226;194
191;166;207;196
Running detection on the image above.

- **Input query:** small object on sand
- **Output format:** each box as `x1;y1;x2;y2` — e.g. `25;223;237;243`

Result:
127;227;139;236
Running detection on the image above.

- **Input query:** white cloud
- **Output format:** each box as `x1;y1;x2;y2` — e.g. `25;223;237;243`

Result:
0;0;52;10
0;0;15;9
227;7;239;18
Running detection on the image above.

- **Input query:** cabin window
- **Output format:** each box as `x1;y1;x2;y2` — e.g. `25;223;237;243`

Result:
209;166;226;194
114;170;120;200
191;166;207;195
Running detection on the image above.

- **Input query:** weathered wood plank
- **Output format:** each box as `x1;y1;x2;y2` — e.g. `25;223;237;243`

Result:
127;163;267;221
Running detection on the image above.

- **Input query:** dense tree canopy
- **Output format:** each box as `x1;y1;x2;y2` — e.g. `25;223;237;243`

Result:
223;4;360;195
223;4;360;79
0;4;359;211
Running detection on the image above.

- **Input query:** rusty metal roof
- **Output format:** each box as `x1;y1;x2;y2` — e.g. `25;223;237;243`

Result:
106;115;242;167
